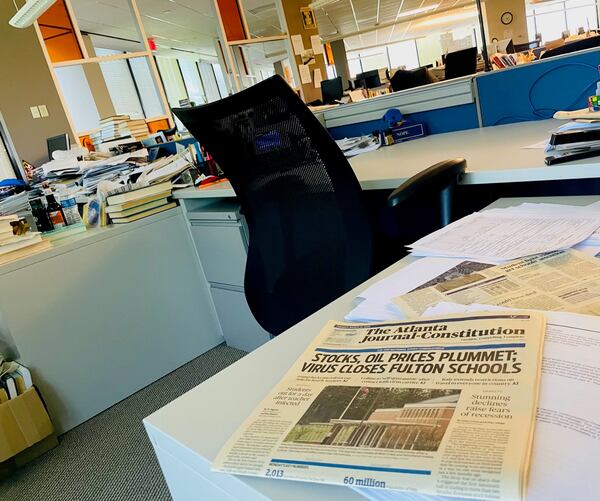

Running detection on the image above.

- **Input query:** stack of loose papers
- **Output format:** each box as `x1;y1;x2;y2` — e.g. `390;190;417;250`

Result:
356;309;600;501
335;135;381;157
408;203;600;261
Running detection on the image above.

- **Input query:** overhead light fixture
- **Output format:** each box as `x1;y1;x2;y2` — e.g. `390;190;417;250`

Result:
309;0;340;9
397;4;439;19
9;0;55;28
417;9;477;27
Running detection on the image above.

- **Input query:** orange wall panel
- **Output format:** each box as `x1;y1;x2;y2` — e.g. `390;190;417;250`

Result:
38;0;82;63
215;0;246;42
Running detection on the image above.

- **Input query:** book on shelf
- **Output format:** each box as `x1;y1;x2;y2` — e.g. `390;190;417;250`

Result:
111;202;177;224
106;181;173;205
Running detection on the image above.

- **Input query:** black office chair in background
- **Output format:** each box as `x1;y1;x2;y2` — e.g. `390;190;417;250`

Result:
175;76;465;336
444;47;478;80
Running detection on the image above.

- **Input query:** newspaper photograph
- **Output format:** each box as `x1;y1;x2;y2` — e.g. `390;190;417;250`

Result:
393;249;600;318
213;312;546;500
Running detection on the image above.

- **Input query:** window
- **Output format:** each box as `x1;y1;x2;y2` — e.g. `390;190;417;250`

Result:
179;59;207;106
527;0;599;43
388;40;420;70
198;62;222;102
55;65;101;131
212;63;229;98
129;57;165;118
95;48;144;119
156;57;188;107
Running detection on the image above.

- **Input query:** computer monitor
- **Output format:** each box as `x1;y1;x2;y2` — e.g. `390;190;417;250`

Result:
47;133;70;161
355;70;381;89
321;76;344;104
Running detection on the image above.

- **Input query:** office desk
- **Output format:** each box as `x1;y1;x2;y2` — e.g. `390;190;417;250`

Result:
144;195;600;501
173;119;599;200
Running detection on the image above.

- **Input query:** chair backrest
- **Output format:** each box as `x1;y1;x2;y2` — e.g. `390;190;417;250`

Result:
174;75;373;336
540;36;600;59
390;67;438;92
444;47;478;80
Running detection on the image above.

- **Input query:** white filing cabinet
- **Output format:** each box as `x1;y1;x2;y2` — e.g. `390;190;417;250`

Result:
184;201;271;352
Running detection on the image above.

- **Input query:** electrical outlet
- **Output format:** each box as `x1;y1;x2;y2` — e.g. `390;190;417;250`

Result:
30;106;40;119
38;105;49;117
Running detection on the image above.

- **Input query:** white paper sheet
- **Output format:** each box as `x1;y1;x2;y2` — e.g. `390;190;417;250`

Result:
409;208;600;261
314;68;323;88
291;34;304;55
299;64;312;84
310;34;323;54
345;257;497;322
357;307;600;501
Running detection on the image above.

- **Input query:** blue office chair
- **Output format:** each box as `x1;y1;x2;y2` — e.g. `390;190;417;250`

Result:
174;76;465;336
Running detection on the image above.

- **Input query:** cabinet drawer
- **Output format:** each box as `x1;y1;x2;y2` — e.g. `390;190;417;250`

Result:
211;285;271;352
190;224;247;286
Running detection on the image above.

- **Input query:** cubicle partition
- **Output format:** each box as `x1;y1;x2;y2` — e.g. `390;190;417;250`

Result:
476;46;600;127
323;77;479;140
323;47;600;139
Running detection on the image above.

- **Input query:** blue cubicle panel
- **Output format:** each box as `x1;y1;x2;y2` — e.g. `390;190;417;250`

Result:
327;103;479;140
476;47;600;127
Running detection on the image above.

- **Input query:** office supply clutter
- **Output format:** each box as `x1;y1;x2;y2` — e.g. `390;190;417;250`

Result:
0;355;56;474
213;312;545;500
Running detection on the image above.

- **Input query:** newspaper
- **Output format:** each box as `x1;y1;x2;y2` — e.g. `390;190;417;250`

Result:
213;312;546;500
393;249;600;318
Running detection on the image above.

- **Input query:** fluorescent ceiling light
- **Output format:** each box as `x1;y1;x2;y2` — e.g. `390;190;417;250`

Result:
417;9;476;27
397;4;439;19
9;0;55;28
309;0;340;9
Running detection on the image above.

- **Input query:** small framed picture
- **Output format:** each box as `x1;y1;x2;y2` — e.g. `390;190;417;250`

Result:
300;6;316;30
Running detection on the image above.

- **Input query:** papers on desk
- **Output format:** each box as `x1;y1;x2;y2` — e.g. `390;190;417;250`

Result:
408;203;600;261
356;308;600;501
346;258;496;323
394;249;600;318
213;312;546;501
335;135;381;157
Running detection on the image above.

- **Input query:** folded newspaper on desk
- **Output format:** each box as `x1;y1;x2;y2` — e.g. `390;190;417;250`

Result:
393;249;600;318
213;312;546;500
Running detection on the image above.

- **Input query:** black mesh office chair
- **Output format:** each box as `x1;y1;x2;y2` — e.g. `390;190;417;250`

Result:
175;76;465;336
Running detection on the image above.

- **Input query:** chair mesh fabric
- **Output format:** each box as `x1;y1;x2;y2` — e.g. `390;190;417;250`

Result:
175;75;373;336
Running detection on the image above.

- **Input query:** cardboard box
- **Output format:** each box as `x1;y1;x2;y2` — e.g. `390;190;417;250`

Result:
0;388;54;463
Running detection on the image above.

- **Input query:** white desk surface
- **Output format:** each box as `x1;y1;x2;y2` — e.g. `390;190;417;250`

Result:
144;195;600;500
173;119;600;200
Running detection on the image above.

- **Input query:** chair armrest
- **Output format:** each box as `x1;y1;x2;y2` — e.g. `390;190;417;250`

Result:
387;158;466;207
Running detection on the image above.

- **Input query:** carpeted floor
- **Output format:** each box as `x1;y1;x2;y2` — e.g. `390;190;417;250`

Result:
0;344;246;501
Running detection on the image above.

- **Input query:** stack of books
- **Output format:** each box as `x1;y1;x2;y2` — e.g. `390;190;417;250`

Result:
490;53;517;69
118;118;149;141
545;120;600;164
0;215;51;265
0;361;33;403
90;115;131;147
105;181;175;224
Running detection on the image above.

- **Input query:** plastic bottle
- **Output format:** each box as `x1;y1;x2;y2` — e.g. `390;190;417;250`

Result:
59;191;82;226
